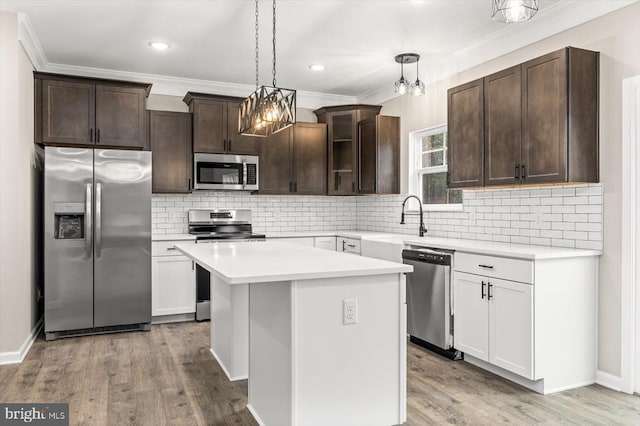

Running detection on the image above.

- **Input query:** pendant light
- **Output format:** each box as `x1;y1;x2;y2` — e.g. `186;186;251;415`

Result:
239;0;296;137
395;53;424;97
492;0;539;23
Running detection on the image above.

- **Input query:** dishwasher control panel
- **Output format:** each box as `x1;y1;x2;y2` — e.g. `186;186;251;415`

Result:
402;249;452;265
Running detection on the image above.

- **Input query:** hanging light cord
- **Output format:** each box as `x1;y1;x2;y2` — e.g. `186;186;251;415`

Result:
254;0;259;89
272;0;277;87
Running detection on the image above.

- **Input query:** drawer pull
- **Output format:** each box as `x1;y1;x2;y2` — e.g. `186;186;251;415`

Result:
347;244;356;248
478;264;494;269
167;247;176;251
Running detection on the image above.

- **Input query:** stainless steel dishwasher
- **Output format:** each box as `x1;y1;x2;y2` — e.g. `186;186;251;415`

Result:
402;247;462;360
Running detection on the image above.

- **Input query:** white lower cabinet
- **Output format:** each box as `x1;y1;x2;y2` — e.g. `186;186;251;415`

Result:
452;251;599;394
314;236;337;251
151;251;196;317
454;271;533;379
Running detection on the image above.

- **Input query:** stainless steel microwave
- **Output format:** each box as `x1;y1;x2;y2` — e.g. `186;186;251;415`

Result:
193;153;259;191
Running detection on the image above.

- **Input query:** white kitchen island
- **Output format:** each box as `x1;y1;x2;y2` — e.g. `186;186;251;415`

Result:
175;241;412;426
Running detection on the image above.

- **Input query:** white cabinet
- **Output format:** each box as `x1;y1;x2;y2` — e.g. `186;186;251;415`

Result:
275;237;315;247
314;236;337;251
151;241;196;319
338;237;361;255
454;271;533;379
489;278;533;378
452;251;599;394
453;272;489;360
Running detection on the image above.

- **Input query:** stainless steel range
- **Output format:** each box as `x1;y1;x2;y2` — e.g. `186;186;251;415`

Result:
188;209;265;320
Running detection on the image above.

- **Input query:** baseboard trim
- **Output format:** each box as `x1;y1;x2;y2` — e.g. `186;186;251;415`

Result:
595;370;622;392
246;404;266;426
0;317;43;365
208;348;247;382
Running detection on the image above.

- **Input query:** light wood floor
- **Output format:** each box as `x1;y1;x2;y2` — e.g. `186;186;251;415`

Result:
1;322;638;425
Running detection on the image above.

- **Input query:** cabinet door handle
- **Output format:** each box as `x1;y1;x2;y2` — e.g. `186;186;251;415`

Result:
289;182;293;192
192;261;195;270
481;280;486;299
514;164;520;181
96;129;100;143
478;264;494;269
294;182;297;192
90;128;94;143
188;178;191;191
488;282;493;300
521;164;526;179
227;139;232;152
342;240;346;251
352;181;355;193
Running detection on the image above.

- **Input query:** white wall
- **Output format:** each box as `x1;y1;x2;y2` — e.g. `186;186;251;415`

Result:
380;3;640;377
0;11;39;356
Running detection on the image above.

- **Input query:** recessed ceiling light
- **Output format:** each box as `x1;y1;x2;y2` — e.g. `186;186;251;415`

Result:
309;64;325;71
148;41;170;51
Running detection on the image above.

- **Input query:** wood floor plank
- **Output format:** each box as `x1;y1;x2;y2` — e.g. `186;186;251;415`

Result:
1;322;638;425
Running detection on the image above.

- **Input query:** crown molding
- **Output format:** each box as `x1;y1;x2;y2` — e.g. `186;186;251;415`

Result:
357;0;638;105
16;13;47;70
16;15;355;110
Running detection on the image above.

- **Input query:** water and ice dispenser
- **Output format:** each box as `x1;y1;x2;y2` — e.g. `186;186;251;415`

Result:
53;202;84;240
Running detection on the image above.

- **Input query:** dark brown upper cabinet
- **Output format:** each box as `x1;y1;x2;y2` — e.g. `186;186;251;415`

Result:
149;111;192;194
183;92;259;156
447;79;484;188
448;47;599;188
314;105;381;195
484;65;522;186
522;48;598;184
35;73;151;149
259;123;327;195
357;115;400;194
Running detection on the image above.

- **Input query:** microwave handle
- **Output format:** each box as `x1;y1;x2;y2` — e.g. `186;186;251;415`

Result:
243;161;247;189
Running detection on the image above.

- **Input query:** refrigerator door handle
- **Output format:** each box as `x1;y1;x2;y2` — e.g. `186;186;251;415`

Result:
85;183;92;258
95;182;102;258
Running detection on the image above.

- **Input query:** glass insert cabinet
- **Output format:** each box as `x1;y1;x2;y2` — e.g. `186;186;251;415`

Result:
313;105;382;195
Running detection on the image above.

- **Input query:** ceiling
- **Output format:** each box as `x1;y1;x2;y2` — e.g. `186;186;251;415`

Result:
1;0;636;106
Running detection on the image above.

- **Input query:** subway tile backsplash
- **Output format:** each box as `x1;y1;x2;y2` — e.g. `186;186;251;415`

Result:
153;183;603;250
152;192;357;235
356;183;603;250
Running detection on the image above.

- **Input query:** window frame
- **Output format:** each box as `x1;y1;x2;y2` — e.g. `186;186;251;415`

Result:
408;124;464;212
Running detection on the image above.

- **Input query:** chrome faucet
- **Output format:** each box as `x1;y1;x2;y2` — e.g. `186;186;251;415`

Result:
400;195;427;237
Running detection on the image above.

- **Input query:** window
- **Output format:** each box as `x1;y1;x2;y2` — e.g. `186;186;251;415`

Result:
409;125;463;210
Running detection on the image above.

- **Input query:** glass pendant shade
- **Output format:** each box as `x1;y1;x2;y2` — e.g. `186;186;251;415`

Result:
492;0;539;23
239;86;296;137
411;79;426;96
395;76;410;95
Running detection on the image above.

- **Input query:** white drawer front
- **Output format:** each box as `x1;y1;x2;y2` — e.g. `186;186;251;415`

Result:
152;241;194;257
314;236;337;251
455;252;533;284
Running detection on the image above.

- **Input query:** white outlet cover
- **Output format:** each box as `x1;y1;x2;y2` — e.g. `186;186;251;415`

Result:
343;298;358;325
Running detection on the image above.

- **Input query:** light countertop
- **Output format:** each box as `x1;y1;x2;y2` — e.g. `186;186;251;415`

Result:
404;236;602;260
152;233;196;242
174;241;412;284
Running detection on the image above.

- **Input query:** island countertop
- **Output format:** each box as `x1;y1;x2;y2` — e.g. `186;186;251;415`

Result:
174;241;412;284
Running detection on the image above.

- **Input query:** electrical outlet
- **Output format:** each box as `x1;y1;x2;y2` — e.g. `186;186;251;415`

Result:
343;299;358;325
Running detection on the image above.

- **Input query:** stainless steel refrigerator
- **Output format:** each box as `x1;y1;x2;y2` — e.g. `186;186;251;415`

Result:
44;147;151;340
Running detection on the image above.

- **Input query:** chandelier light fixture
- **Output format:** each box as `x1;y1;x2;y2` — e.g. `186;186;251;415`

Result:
492;0;539;23
394;53;425;97
239;0;296;137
